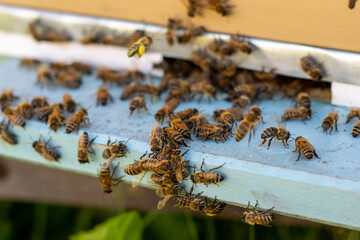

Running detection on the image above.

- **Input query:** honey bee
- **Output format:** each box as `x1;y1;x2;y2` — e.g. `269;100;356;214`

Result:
120;82;139;100
48;104;65;132
156;185;183;209
296;92;311;109
170;118;192;139
99;156;123;193
260;127;290;149
352;120;360;137
208;39;236;56
155;98;179;123
129;96;148;116
174;186;205;211
186;115;209;133
207;0;233;16
29;19;72;42
34;103;57;122
71;61;92;75
127;36;153;58
242;201;274;226
55;68;82;89
62;93;77;113
203;196;227;216
215;58;237;78
0;89;18;109
78;132;96;164
137;84;162;100
20;58;41;68
65;108;89;134
229;34;253;54
254;68;277;81
32;136;60;162
282;107;312;122
232;95;251;108
171;108;198;121
191;160;225;186
15;99;34;119
0;120;18;145
80;28;106;44
191;49;217;70
50;62;70;72
185;0;206;17
150;122;165;153
130;30;146;44
349;0;357;9
163;127;189;147
218;111;236;130
300;55;324;81
321;111;339;134
178;25;206;44
191;82;217;103
345;108;360;124
150;173;176;187
102;138;128;159
294;136;320;161
36;66;54;86
235;106;262;143
2;107;26;127
97;86;114;106
165;18;182;45
195;123;230;142
31;96;49;109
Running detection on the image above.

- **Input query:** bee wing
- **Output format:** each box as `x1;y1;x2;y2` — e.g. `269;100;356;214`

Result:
132;171;146;188
157;196;172;210
175;166;183;183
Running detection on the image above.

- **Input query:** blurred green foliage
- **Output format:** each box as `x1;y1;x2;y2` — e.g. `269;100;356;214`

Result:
0;200;359;240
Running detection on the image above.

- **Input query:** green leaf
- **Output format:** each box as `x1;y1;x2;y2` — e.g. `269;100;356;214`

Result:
70;211;142;240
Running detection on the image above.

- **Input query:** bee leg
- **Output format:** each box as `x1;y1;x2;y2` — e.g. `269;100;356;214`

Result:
45;136;52;147
329;126;333;135
182;149;189;156
296;149;301;161
335;121;338;132
140;151;148;160
259;139;267;147
314;151;321;159
245;201;250;210
248;127;252;145
200;159;206;172
282;140;289;149
253;200;259;210
209;163;225;171
261;206;275;213
267;137;273;150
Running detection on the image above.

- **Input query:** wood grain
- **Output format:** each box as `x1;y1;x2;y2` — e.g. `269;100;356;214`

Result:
0;0;359;52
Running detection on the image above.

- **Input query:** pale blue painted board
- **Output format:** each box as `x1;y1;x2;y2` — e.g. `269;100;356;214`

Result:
0;58;360;229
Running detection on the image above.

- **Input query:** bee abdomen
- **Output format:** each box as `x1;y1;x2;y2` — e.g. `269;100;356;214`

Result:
257;214;274;224
66;119;79;133
102;149;111;159
235;121;249;142
302;149;314;159
261;127;278;139
352;121;360;137
14;114;26;127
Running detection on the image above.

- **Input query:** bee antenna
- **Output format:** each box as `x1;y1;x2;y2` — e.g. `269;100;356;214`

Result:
315;126;322;130
124;138;131;144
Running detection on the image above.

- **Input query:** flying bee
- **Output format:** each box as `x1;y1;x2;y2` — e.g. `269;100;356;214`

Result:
171;108;198;121
31;96;49;109
127;36;153;58
191;81;217;103
62;93;77;113
102;138;128;159
296;92;311;109
218;111;236;130
260;127;290;149
174;186;205;212
235;106;262;143
352;120;360;137
97;86;114;106
321;110;339;134
203;196;227;216
2;107;26;127
207;0;233;16
150;173;176;187
232;95;251;108
282;107;312;122
99;156;123;193
78;132;96;164
156;185;183;209
20;58;41;68
15;99;34;119
294;136;320;161
191;159;225;186
65;108;89;134
170;118;192;139
208;38;236;56
0;120;18;145
150;122;165;153
130;30;146;44
155;98;179;123
345;108;360;124
186;115;209;133
71;61;92;75
0;89;18;109
163;127;189;147
242;201;275;226
300;55;324;81
32;136;60;162
129;96;148;116
48;104;65;132
229;34;253;54
349;0;358;9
